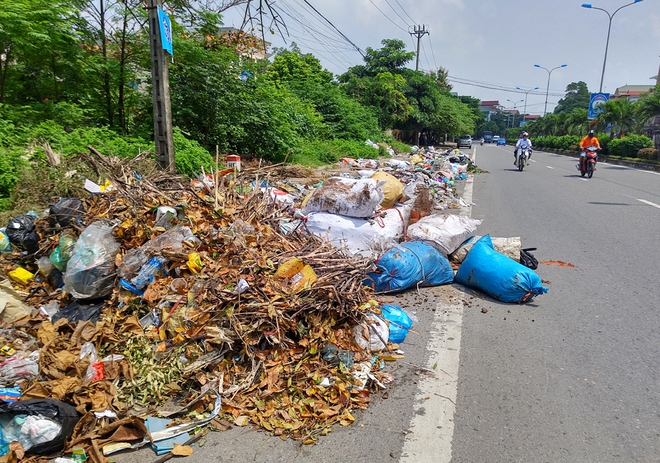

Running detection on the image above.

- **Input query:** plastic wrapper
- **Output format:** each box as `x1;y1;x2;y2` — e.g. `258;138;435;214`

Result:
0;352;40;387
118;226;198;280
5;215;40;254
63;222;120;300
353;312;389;351
0;230;10;254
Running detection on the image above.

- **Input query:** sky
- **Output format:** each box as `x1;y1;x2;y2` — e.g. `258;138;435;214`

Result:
220;0;660;115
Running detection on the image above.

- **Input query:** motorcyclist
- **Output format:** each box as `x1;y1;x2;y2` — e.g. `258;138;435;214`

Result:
480;137;484;146
578;129;601;172
514;132;532;166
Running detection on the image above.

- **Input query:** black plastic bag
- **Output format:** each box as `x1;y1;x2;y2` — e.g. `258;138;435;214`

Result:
0;398;80;455
519;247;539;270
51;300;105;324
5;215;40;254
49;198;84;228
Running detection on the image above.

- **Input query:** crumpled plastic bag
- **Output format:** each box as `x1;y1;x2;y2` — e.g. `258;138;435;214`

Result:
5;215;40;254
63;222;120;300
0;398;80;455
48;197;85;228
353;313;389;351
0;351;40;387
118;226;198;280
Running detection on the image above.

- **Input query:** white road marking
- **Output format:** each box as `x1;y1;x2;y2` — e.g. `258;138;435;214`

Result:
400;150;471;463
546;166;554;169
637;198;660;209
399;296;463;463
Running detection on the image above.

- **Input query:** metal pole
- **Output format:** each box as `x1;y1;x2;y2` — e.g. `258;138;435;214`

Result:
409;25;429;72
543;70;551;117
582;2;645;93
599;14;613;92
148;0;175;171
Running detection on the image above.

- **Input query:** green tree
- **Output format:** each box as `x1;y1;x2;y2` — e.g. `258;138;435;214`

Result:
0;0;80;103
339;39;415;80
597;98;637;137
554;81;590;114
636;84;660;124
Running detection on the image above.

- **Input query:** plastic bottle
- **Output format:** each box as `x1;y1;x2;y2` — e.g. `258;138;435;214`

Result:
131;256;168;289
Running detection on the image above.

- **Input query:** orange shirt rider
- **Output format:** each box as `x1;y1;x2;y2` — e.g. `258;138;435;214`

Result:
580;130;601;153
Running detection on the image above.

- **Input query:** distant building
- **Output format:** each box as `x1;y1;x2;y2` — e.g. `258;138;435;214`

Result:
480;100;503;121
610;85;655;103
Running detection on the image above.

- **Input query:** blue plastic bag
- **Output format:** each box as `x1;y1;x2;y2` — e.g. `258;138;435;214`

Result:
454;235;547;303
380;304;413;343
365;241;454;293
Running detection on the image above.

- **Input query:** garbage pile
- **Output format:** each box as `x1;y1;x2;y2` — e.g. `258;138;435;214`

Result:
0;150;422;462
0;145;547;462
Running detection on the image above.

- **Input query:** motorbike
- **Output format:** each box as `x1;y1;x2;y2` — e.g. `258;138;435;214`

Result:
480;139;484;146
516;148;530;171
580;146;598;178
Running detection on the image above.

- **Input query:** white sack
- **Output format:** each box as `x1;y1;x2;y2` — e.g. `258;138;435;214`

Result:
305;205;411;259
301;177;384;218
407;214;482;255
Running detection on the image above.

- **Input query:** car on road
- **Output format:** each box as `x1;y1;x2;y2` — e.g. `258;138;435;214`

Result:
497;138;507;146
457;135;472;149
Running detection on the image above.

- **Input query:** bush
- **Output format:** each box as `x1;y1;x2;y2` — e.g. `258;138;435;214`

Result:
608;135;653;157
173;128;215;177
637;147;659;161
595;132;610;155
291;139;380;166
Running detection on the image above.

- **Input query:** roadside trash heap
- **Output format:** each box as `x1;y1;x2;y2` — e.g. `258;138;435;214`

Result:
0;146;546;462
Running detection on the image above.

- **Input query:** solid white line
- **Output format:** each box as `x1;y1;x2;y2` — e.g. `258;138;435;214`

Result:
637;198;660;209
400;152;472;463
399;297;463;463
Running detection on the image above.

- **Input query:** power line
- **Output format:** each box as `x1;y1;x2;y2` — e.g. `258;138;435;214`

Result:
427;34;438;70
367;0;408;33
301;0;365;57
395;0;416;24
420;40;431;73
448;75;565;97
383;0;411;27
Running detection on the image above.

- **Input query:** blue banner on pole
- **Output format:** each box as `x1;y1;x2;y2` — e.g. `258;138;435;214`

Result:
157;7;173;55
588;92;609;120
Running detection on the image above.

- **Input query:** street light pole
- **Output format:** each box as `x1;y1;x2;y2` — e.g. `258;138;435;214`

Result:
581;1;644;93
535;64;567;117
516;86;539;122
507;99;524;129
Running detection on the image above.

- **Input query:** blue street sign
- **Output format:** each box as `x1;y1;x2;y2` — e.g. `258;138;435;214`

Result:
588;92;609;120
157;7;173;55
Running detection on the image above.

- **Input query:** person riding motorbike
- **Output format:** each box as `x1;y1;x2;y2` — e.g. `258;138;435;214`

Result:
579;130;601;172
480;137;484;146
514;132;532;166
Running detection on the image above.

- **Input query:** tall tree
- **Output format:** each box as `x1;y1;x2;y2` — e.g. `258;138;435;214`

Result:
339;39;415;81
554;81;590;114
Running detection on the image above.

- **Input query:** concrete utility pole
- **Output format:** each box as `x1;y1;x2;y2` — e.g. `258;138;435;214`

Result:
147;0;175;171
409;25;429;71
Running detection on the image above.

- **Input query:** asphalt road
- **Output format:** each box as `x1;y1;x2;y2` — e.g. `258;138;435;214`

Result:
111;145;660;463
451;143;660;463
